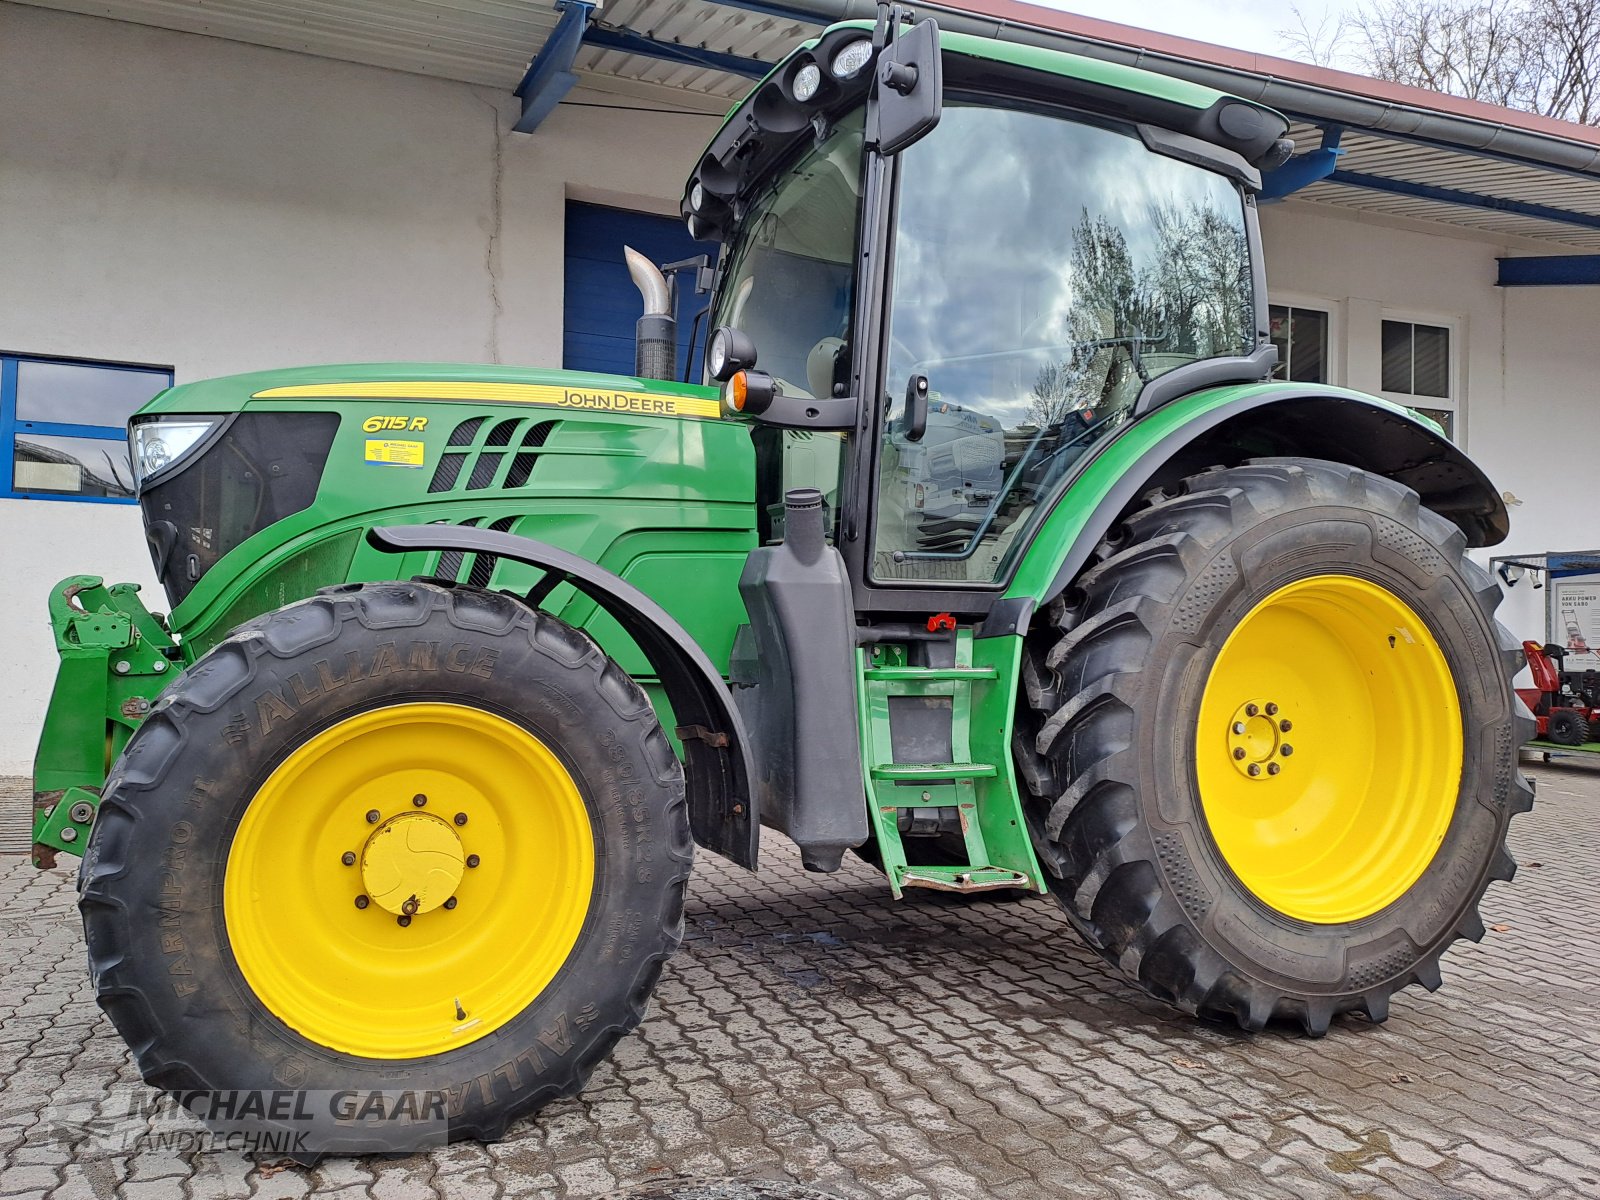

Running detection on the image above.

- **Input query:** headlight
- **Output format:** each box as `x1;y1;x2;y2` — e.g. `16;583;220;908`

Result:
706;326;757;383
830;39;873;79
130;415;224;488
792;62;822;102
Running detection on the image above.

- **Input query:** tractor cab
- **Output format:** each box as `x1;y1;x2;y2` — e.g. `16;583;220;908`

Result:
682;15;1287;615
673;14;1299;882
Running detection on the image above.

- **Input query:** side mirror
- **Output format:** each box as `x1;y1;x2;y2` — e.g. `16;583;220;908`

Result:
870;19;941;156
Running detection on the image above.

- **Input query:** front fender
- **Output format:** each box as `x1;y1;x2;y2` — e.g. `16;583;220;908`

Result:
1008;383;1508;610
368;525;758;870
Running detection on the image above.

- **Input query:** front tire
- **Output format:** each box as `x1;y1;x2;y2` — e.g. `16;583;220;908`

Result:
1019;459;1532;1034
79;581;690;1148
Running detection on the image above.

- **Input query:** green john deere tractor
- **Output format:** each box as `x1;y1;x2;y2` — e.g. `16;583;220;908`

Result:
33;11;1531;1147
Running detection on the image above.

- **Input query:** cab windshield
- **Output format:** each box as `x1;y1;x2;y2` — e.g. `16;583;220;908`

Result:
873;99;1256;584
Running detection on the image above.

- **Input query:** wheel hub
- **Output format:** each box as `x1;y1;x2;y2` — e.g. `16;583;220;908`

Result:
359;811;465;915
1224;699;1293;779
1195;574;1463;925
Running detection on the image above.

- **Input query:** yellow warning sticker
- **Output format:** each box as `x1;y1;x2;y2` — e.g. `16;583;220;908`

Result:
364;439;426;468
254;380;722;420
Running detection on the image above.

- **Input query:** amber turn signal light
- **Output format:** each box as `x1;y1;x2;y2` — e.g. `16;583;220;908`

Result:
722;370;776;417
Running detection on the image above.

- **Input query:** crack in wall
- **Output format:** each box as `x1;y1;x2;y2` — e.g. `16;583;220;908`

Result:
480;91;505;364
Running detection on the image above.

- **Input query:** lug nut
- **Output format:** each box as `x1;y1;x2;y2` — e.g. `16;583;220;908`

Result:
1245;703;1259;717
397;915;412;928
1267;763;1281;776
413;794;428;808
1265;703;1278;715
443;897;458;910
401;896;419;917
453;812;468;827
366;809;380;824
466;854;480;869
341;851;356;866
1232;722;1246;734
1281;744;1294;757
1280;719;1293;732
355;895;370;909
1233;747;1246;760
1248;764;1261;777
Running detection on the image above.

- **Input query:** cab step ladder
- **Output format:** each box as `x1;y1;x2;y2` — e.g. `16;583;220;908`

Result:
858;628;1042;897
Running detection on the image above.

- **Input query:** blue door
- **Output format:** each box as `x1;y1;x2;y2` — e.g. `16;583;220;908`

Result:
562;202;714;381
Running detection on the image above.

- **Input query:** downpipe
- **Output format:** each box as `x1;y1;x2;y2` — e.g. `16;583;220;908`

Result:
624;246;677;382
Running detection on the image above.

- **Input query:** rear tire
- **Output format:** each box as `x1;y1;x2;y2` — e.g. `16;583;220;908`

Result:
1017;459;1532;1034
79;581;691;1149
1547;708;1590;746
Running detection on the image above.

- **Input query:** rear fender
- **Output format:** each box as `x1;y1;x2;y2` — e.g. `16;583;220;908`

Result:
367;525;758;869
1011;386;1508;613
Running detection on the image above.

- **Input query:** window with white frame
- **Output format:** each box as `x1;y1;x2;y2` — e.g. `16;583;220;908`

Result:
1269;304;1331;383
0;354;173;502
1379;318;1457;440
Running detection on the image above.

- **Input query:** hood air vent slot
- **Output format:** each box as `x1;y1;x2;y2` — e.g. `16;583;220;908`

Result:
428;418;560;494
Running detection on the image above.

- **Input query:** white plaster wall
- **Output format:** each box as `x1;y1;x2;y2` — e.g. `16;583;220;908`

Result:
1260;202;1600;656
0;2;715;773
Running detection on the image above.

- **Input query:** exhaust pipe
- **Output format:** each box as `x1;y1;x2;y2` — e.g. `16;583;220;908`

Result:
624;246;677;382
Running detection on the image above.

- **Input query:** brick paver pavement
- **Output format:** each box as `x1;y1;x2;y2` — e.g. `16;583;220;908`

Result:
3;759;1598;1199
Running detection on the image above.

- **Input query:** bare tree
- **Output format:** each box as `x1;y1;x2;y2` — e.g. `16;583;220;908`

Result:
1281;3;1352;68
1279;0;1600;125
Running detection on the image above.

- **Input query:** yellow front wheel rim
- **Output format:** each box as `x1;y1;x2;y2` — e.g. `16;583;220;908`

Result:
1195;575;1463;924
224;703;595;1059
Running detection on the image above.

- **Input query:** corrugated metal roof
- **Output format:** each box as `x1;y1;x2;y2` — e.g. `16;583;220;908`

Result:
1282;122;1600;250
16;0;563;88
15;0;821;103
578;0;817;100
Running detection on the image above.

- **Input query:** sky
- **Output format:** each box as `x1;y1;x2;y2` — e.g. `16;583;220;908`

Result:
1032;0;1363;63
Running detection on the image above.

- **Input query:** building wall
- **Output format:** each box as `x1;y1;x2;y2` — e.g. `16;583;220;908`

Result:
1259;202;1599;653
0;2;715;772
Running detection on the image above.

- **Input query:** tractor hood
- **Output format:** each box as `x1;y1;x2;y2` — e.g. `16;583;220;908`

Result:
128;363;756;661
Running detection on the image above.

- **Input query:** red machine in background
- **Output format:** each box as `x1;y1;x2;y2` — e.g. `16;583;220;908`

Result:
1519;640;1600;745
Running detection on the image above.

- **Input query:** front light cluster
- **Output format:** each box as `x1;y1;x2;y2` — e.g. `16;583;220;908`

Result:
786;38;871;105
130;415;224;489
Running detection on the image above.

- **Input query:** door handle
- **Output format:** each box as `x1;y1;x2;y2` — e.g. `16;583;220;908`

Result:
904;374;929;442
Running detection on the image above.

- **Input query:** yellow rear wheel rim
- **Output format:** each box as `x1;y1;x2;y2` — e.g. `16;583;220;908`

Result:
1195;575;1462;924
224;703;595;1059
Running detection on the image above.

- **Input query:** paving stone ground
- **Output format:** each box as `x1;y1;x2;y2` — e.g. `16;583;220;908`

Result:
3;758;1599;1199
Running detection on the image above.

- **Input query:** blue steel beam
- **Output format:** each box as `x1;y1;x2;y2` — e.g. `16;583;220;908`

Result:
1497;255;1600;286
1261;126;1343;201
1328;169;1600;233
514;1;595;133
582;26;771;77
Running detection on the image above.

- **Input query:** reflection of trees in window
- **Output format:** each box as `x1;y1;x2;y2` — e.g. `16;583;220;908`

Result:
15;437;134;498
1028;199;1251;426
